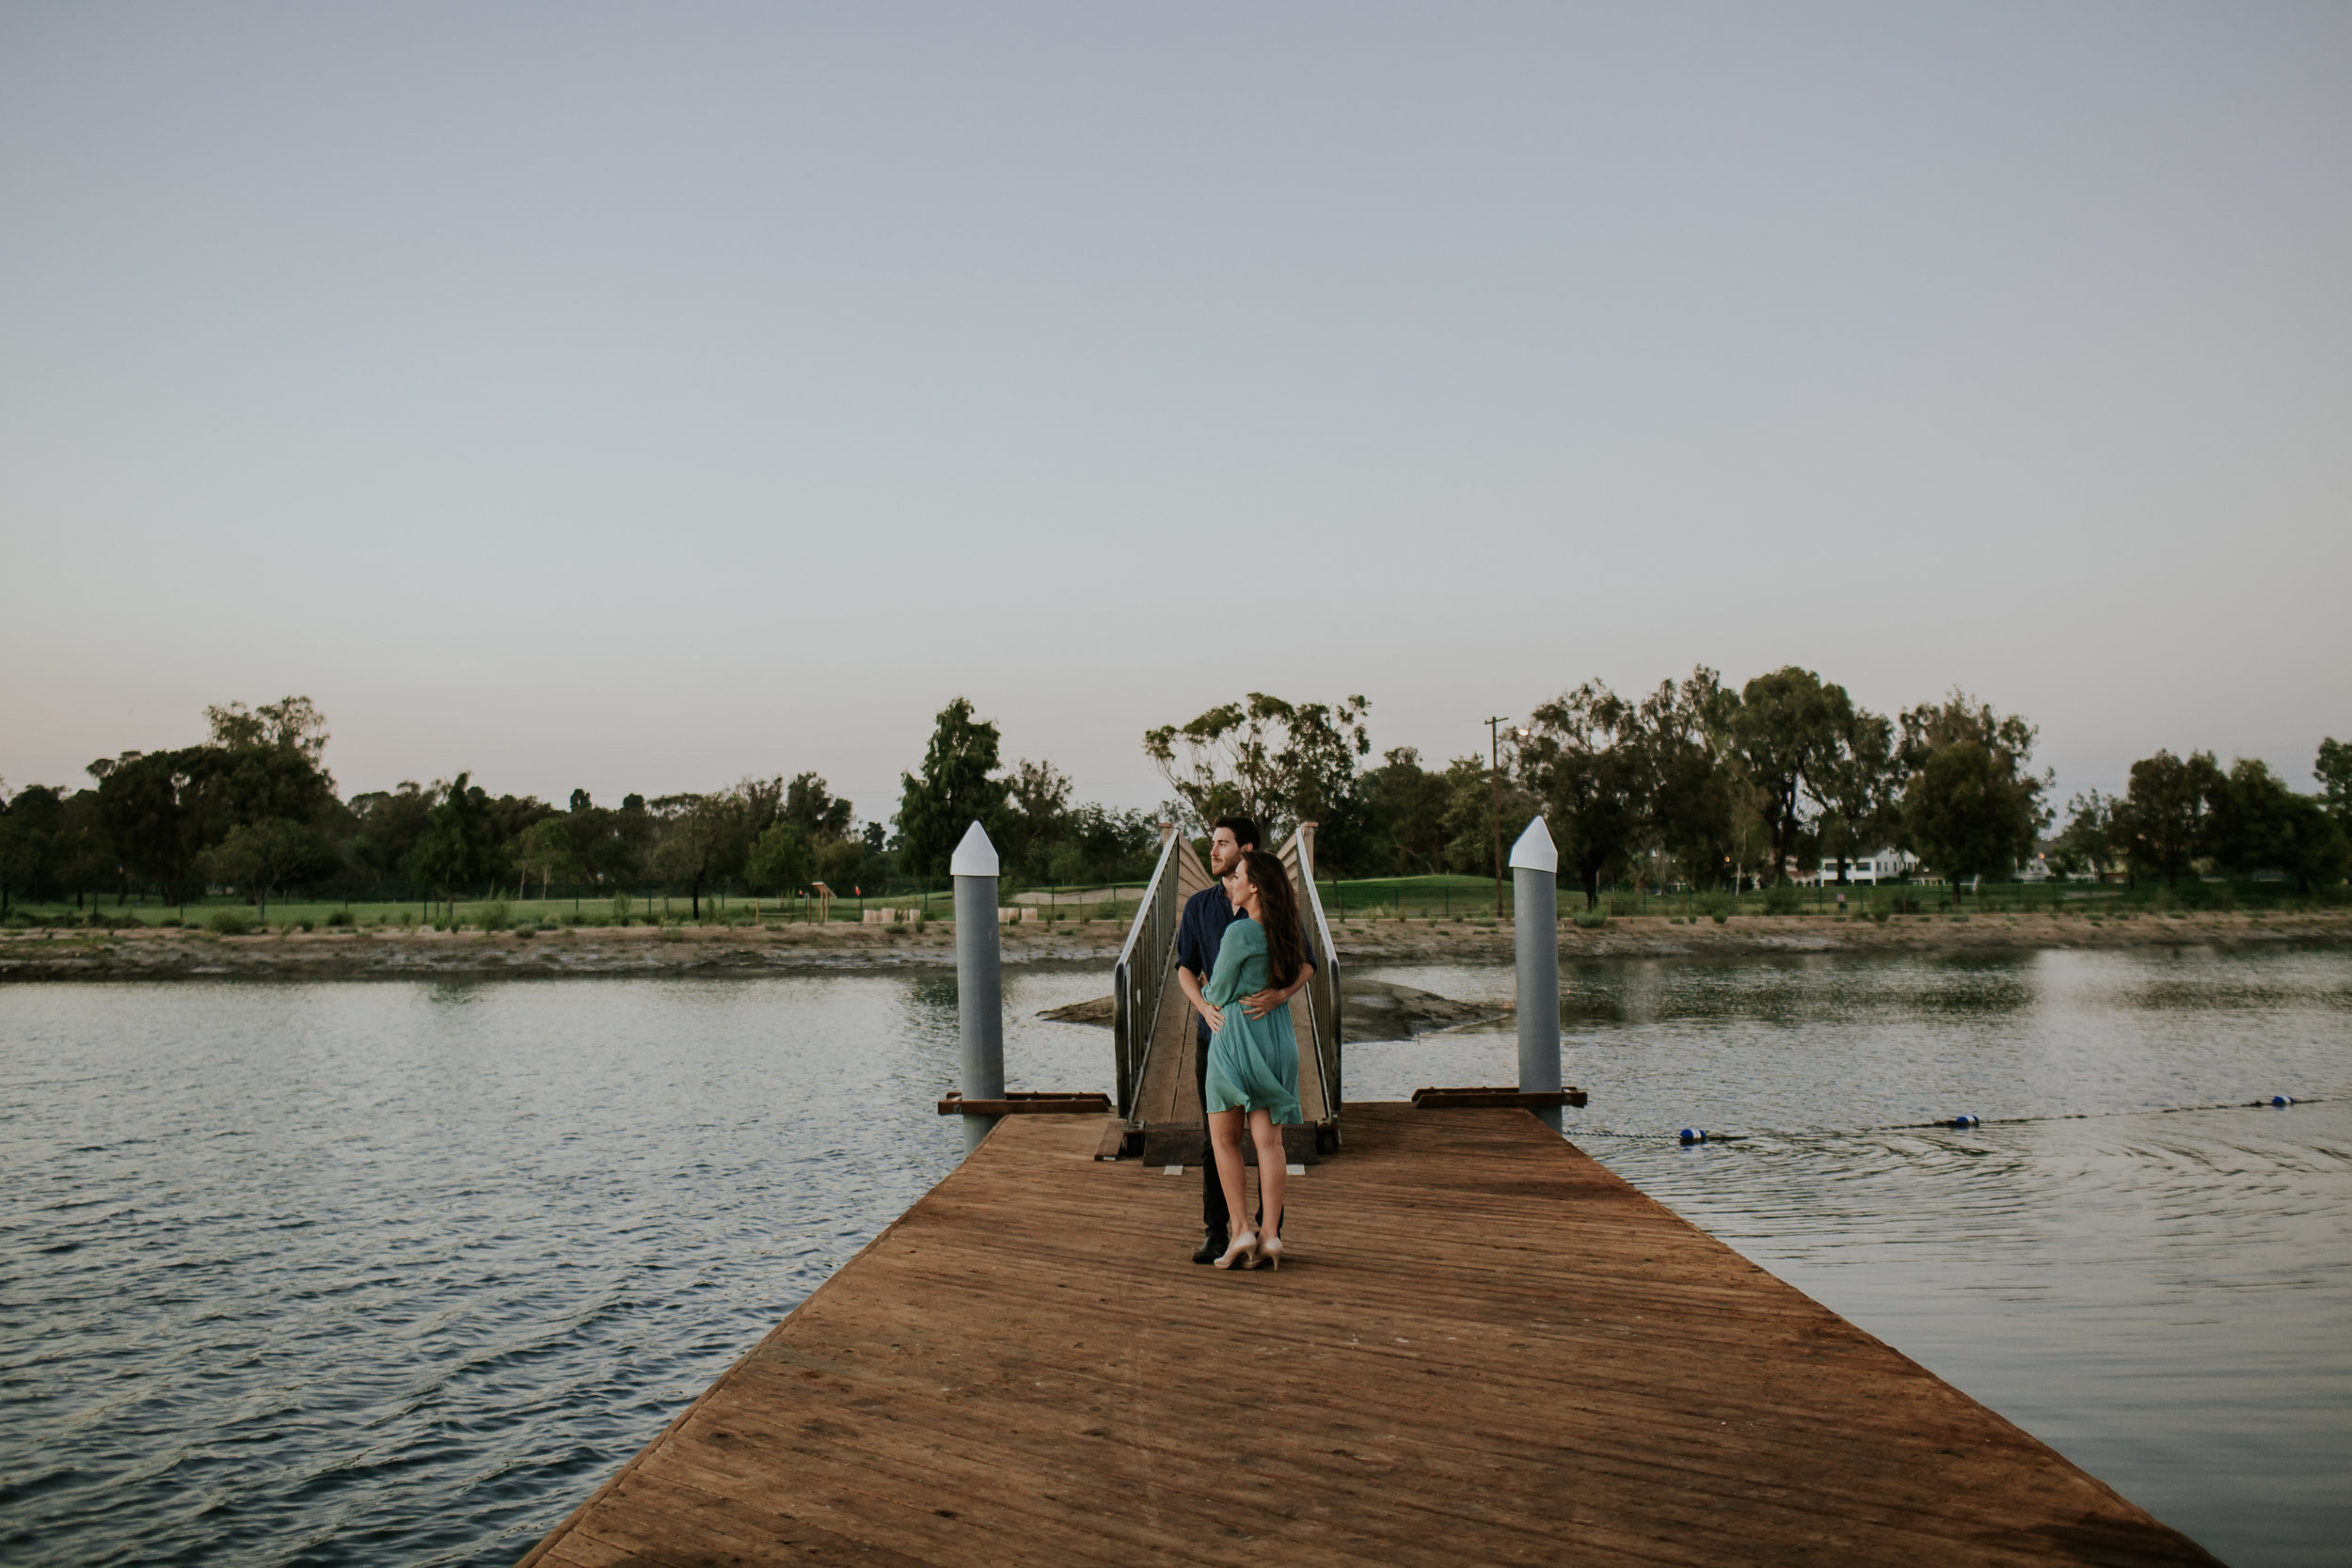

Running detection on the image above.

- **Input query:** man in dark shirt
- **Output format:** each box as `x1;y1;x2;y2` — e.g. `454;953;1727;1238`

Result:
1173;815;1315;1263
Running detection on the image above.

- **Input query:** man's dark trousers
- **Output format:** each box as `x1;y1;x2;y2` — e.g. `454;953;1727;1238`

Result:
1194;1021;1245;1237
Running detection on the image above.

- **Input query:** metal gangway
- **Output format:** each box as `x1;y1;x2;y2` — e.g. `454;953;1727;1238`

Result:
1109;823;1343;1163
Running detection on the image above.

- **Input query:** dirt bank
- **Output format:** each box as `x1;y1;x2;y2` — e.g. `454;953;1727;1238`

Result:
3;908;2343;984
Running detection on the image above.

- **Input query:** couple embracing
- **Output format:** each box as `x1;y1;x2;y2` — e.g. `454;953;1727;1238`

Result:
1174;816;1315;1271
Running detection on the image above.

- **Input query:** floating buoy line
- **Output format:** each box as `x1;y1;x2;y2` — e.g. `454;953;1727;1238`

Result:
1585;1095;2321;1146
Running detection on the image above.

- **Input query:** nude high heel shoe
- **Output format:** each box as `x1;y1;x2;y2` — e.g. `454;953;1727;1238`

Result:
1258;1233;1283;1271
1213;1229;1261;1270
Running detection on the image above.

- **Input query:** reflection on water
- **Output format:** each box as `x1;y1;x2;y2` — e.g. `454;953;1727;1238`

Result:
1;950;2344;1568
1351;947;2351;1568
0;971;1107;1568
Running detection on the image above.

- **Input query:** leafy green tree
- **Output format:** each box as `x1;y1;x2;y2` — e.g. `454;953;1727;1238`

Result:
91;735;337;885
2278;799;2350;894
1808;702;1898;883
1439;753;1529;877
410;773;501;901
349;783;437;889
2114;750;2226;887
551;791;650;887
596;795;658;885
2048;789;2121;880
92;752;204;904
814;835;867;892
1521;681;1645;909
1727;667;1840;884
511;816;579;897
1896;691;2049;894
0;784;72;912
784;773;853;841
2318;738;2352;828
1001;758;1074;881
1903;742;2042;896
205;696;330;763
746;821;814;894
1059;803;1160;882
1143;692;1370;843
1632;668;1740;891
1348;747;1455;876
899;697;1011;878
205;817;314;922
649;790;757;917
2207;759;2348;892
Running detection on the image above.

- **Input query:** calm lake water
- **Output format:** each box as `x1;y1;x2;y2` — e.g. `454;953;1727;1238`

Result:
3;948;2346;1567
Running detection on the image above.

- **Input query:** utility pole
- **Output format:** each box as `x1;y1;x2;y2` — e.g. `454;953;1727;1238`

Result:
1485;715;1512;917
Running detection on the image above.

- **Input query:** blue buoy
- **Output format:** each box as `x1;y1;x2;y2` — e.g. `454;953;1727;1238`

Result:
1951;1114;1979;1128
1678;1127;1706;1144
2270;1095;2295;1108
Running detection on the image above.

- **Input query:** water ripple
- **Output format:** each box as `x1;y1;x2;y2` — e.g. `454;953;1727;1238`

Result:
4;954;2347;1568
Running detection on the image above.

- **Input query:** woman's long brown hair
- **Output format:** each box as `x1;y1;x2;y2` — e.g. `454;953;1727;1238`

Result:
1240;848;1307;990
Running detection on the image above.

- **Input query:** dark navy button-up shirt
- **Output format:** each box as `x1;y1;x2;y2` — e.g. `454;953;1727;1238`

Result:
1176;882;1315;1045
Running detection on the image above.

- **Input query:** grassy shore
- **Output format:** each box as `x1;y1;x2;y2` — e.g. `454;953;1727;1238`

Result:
3;904;2344;983
6;872;2333;937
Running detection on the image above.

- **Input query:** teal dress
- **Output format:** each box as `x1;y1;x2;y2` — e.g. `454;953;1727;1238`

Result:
1202;917;1303;1124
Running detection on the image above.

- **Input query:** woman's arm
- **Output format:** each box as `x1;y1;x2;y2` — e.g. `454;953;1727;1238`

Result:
1201;920;1264;1006
1238;958;1312;1020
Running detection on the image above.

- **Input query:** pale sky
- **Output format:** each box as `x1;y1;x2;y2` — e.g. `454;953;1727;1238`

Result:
5;3;2346;826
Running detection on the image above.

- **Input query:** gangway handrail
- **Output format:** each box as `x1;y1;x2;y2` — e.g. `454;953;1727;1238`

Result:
1112;824;1188;1119
1279;822;1342;1119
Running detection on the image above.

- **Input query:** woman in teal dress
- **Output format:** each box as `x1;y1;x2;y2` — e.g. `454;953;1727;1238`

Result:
1200;848;1306;1270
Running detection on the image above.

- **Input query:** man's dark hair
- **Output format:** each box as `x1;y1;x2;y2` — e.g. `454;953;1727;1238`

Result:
1211;815;1262;851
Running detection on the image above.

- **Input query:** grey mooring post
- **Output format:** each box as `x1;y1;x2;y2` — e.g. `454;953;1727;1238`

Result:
1510;816;1565;1133
950;820;1005;1155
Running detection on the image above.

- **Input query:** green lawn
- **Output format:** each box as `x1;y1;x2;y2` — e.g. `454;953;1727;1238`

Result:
7;875;2336;932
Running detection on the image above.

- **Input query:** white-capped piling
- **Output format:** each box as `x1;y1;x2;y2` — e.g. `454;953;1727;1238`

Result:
1511;816;1565;1133
951;820;1004;1155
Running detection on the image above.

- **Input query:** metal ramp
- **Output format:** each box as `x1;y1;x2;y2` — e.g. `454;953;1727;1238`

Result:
1110;824;1342;1164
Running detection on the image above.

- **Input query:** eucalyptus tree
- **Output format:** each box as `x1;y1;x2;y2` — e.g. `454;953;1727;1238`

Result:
2113;750;2225;887
1904;742;2043;897
2049;789;2122;880
1896;690;2049;895
411;774;500;907
1630;667;1739;891
784;772;853;840
1355;746;1456;876
1519;681;1645;909
2206;759;2346;893
899;697;1011;878
1807;700;1899;884
204;817;314;923
0;784;70;913
204;696;329;765
2318;738;2351;829
1727;667;1840;884
649;783;777;917
510;816;579;899
1143;691;1371;844
350;783;437;890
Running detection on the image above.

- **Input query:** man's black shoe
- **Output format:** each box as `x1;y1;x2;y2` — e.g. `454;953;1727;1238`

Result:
1192;1232;1228;1264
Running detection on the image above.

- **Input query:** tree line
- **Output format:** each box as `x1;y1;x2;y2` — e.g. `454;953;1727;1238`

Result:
0;696;1165;916
3;681;2345;916
1142;673;2351;904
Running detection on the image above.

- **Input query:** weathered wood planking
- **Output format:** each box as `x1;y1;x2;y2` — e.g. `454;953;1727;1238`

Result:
519;1105;2220;1568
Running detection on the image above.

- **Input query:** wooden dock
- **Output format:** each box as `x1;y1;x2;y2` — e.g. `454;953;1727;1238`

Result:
519;1105;2220;1567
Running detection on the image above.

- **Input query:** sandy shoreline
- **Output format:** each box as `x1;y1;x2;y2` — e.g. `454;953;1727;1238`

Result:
3;909;2344;983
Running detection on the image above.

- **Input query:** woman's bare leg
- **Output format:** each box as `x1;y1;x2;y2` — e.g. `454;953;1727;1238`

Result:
1208;1109;1250;1237
1248;1110;1285;1240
